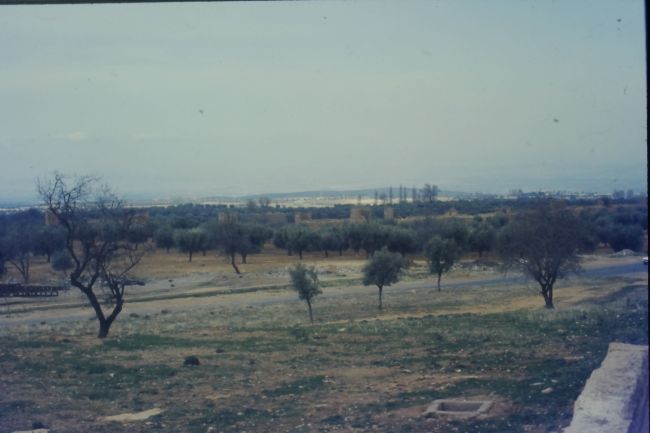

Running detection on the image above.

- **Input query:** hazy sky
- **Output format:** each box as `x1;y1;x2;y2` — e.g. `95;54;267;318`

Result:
0;0;646;201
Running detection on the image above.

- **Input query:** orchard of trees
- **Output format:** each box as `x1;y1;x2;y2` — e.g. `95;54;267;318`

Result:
0;175;647;336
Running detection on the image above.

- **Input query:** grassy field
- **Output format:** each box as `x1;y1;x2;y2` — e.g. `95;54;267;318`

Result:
0;254;647;433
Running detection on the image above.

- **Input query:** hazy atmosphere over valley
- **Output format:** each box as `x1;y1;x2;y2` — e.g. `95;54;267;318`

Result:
0;0;646;202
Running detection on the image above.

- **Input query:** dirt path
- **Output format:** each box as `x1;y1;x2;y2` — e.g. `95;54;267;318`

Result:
0;258;644;329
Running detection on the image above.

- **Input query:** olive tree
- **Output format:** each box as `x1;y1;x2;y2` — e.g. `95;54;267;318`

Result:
238;224;273;264
210;221;245;273
362;247;406;310
34;225;67;263
38;174;147;338
497;202;582;309
154;224;175;253
282;225;319;260
289;263;321;323
318;226;348;258
174;228;207;263
425;236;461;291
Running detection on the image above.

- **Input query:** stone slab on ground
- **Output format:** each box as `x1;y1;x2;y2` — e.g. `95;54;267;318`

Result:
423;399;493;418
563;342;648;433
11;430;49;433
102;408;163;422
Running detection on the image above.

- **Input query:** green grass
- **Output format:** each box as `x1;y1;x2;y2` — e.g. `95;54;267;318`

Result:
263;375;326;397
100;334;205;351
0;276;646;433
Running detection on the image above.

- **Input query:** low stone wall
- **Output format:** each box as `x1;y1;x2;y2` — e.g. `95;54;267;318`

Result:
563;342;648;433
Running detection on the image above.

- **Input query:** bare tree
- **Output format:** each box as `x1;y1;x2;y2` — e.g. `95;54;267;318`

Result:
38;174;147;338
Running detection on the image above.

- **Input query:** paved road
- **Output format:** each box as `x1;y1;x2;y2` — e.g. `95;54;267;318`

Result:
0;261;646;328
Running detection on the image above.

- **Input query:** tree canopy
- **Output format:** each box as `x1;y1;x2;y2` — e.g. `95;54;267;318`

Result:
362;247;406;309
38;174;147;338
425;236;461;291
289;263;322;323
497;202;583;309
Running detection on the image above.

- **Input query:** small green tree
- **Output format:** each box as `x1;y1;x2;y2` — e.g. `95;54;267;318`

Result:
289;263;321;323
174;228;207;262
362;247;406;309
425;236;460;291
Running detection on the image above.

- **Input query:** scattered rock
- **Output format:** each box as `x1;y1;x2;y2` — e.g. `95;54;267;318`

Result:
541;387;553;394
215;348;225;353
184;356;200;366
102;408;163;422
31;422;46;429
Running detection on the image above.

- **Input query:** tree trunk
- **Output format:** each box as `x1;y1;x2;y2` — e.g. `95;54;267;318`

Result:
230;253;241;274
437;273;442;291
241;253;247;264
542;285;554;309
79;286;121;339
188;250;193;262
324;250;329;258
100;298;124;338
378;285;383;310
298;250;303;260
98;320;111;339
307;299;313;324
